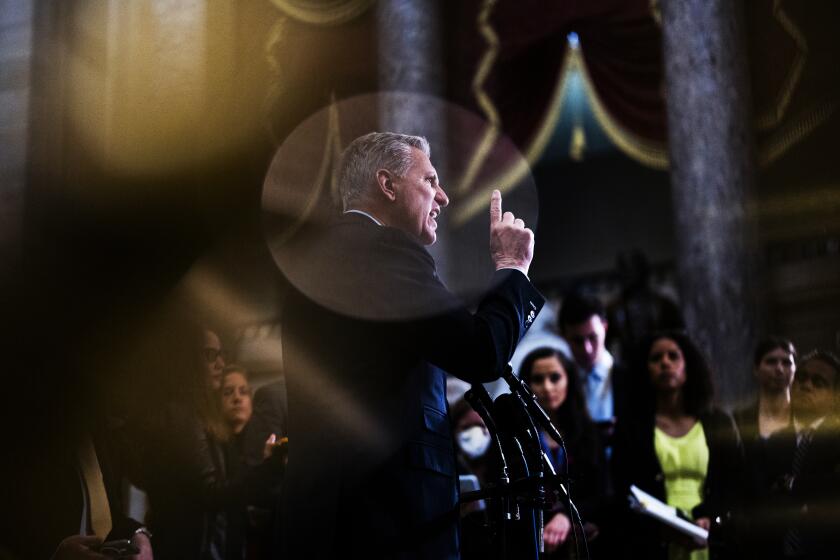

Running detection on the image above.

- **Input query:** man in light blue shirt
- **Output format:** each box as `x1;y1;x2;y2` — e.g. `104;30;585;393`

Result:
558;291;627;559
558;292;617;424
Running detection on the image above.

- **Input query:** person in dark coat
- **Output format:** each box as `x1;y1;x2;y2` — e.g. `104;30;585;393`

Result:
278;132;543;559
732;336;798;557
773;349;840;559
612;331;743;560
122;306;285;560
241;378;288;467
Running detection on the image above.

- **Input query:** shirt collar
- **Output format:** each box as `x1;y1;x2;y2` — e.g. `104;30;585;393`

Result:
344;209;383;226
589;350;613;379
793;415;825;436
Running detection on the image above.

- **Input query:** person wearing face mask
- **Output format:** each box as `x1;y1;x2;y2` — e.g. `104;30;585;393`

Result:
519;347;607;558
449;399;494;560
456;419;492;465
451;399;493;484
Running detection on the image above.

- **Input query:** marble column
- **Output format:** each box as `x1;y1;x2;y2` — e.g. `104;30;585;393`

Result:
0;0;33;276
661;0;760;405
376;0;453;284
376;0;445;133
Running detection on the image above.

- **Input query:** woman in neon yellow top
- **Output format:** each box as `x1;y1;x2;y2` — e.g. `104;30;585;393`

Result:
654;415;709;560
651;334;710;560
613;331;742;560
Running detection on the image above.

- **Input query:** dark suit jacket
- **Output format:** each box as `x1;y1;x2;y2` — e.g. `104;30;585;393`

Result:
731;402;796;558
778;415;840;559
279;214;544;559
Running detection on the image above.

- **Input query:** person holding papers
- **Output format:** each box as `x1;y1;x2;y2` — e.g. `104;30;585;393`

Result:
613;331;742;560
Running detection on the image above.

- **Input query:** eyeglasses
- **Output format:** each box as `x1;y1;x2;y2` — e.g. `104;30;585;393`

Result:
530;372;562;384
794;369;832;390
203;348;229;363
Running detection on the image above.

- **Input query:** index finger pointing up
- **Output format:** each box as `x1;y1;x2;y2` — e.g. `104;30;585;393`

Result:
490;189;502;223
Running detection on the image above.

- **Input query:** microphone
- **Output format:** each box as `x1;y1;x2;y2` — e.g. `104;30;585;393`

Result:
464;384;514;522
464;384;500;436
494;393;546;555
502;366;565;448
502;366;588;560
493;393;543;467
464;384;509;478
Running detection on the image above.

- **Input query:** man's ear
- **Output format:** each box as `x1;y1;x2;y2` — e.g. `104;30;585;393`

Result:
377;169;397;201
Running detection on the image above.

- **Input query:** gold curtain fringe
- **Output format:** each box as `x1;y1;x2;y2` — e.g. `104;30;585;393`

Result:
573;47;670;170
451;19;571;226
759;99;836;167
755;0;808;131
451;42;570;227
454;0;501;197
268;0;375;26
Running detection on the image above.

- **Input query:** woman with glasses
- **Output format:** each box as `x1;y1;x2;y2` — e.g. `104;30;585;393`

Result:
125;308;285;560
519;347;606;557
203;329;229;391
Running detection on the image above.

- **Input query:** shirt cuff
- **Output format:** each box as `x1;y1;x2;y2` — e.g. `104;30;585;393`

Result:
497;266;529;280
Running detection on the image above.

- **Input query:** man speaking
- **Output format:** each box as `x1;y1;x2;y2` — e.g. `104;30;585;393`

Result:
279;132;544;558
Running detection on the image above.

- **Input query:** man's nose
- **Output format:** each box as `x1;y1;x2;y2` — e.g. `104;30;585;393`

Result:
435;185;449;207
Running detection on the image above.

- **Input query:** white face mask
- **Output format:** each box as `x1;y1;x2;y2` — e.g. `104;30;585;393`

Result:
456;426;492;459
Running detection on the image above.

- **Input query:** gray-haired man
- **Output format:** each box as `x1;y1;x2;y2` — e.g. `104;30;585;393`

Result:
280;132;543;559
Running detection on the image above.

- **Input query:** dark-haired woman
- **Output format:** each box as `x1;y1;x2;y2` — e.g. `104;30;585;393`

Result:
732;337;798;558
519;347;607;557
613;332;742;560
125;313;285;560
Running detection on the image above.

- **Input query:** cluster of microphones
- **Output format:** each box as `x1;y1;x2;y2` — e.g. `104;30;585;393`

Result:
462;366;589;560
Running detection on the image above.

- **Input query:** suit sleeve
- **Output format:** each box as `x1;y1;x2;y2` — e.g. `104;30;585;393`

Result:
169;409;286;510
376;229;545;383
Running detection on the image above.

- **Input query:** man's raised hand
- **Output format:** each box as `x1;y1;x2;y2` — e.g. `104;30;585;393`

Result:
489;189;534;275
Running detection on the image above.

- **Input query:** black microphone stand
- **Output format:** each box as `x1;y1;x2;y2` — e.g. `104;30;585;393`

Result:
462;387;564;560
461;371;591;560
464;384;512;559
494;392;544;558
502;366;590;560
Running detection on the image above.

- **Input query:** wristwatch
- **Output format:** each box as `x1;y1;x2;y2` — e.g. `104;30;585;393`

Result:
133;527;153;540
